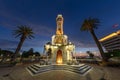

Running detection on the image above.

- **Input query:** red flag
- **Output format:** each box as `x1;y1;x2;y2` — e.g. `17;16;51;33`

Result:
112;24;119;28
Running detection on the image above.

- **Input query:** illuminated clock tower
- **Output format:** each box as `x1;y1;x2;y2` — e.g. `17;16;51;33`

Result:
44;14;75;64
56;14;64;35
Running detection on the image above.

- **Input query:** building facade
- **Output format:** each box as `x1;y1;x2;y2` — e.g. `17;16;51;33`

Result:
44;14;75;64
99;30;120;52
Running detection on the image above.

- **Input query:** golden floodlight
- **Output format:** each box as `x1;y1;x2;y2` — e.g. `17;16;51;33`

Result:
56;50;62;64
57;58;62;64
99;30;120;42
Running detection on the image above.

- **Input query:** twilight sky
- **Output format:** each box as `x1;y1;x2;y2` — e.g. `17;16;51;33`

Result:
0;0;120;53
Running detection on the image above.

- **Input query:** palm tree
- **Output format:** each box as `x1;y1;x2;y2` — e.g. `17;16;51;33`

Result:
12;25;34;61
86;51;94;59
80;17;106;61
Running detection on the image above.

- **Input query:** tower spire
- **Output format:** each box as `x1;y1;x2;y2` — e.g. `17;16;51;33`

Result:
56;14;64;35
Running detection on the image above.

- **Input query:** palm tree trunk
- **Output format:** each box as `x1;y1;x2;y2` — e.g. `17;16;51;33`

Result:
90;30;107;61
11;35;26;61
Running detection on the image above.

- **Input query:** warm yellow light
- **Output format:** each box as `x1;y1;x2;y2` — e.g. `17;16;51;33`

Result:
46;45;50;49
56;50;62;64
99;32;118;42
57;58;62;64
54;46;58;48
56;44;61;46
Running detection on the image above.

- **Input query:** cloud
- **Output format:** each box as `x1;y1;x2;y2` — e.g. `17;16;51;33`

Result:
0;10;55;37
73;40;97;48
68;34;97;48
0;6;98;52
0;38;46;52
23;39;46;47
26;23;55;37
0;39;18;48
0;37;46;48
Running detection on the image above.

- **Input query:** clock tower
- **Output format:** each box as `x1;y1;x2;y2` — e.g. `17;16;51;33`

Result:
44;14;75;64
56;14;64;35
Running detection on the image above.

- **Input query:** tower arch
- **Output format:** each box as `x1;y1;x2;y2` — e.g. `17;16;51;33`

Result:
56;50;62;64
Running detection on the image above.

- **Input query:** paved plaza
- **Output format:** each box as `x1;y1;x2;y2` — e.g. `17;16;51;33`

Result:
0;63;120;80
0;64;109;80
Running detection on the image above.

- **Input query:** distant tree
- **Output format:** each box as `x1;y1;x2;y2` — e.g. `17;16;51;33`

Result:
81;17;106;61
0;48;2;56
21;48;34;58
12;25;34;61
21;49;40;58
86;51;94;58
28;48;34;56
0;50;14;63
21;51;29;58
0;50;6;63
34;52;41;56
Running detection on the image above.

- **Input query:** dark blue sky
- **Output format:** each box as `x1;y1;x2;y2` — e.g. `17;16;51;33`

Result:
0;0;120;53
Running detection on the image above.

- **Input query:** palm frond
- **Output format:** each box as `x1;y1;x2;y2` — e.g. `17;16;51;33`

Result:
27;34;35;39
80;17;100;32
13;25;34;39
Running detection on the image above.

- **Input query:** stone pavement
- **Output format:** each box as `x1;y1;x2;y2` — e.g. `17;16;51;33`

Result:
87;64;120;80
0;65;86;80
102;67;120;80
0;63;119;80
